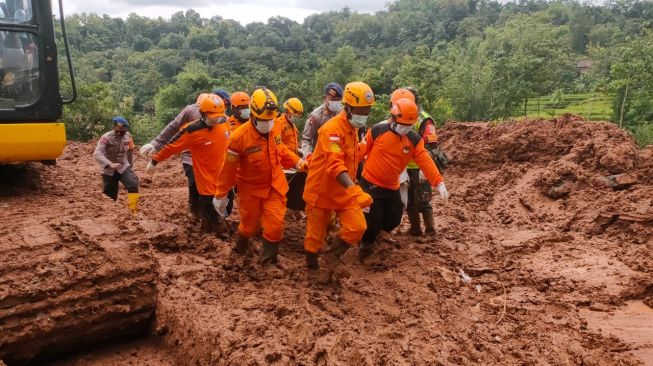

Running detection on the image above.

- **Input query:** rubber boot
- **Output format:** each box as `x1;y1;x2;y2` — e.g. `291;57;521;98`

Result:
358;241;375;262
319;237;351;284
234;233;250;255
214;219;229;240
127;193;140;214
422;210;436;235
305;251;319;270
407;208;423;236
260;239;279;265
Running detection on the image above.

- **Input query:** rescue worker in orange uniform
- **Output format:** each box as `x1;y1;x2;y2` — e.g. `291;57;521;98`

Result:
302;81;375;282
146;95;231;237
228;91;250;131
276;97;303;155
277;98;306;211
358;97;449;260
213;87;306;267
139;91;225;218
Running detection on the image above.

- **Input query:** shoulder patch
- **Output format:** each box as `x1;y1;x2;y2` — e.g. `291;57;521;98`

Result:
371;123;391;140
185;120;208;134
407;130;421;147
328;133;341;142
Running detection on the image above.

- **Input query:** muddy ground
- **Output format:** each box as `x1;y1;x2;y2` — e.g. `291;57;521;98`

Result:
1;116;651;365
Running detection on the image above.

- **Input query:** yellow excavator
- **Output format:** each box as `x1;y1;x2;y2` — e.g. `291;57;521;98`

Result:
0;0;75;164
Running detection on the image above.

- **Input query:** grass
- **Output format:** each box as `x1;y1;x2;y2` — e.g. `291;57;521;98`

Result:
517;92;613;121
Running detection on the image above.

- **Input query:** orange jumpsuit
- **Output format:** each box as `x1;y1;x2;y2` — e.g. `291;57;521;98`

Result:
215;121;300;242
303;111;367;253
275;114;299;154
362;122;443;190
153;119;230;195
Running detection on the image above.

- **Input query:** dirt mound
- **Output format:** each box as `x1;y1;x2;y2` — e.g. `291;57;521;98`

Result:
1;122;651;365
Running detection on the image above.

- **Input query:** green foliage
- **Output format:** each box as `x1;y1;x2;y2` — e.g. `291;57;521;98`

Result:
56;0;653;147
62;82;117;141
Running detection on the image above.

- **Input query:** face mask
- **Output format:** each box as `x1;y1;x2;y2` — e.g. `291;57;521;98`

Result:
290;115;300;124
238;108;250;120
393;122;412;136
255;119;274;134
327;100;343;113
206;116;226;126
115;130;127;137
349;114;368;128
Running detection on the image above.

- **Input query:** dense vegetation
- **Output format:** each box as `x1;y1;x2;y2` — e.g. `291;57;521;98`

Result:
56;0;653;146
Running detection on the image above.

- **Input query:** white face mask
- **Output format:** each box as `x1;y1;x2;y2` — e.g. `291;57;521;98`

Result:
238;108;250;120
349;114;368;128
393;122;412;136
290;115;300;124
255;119;274;134
327;100;343;113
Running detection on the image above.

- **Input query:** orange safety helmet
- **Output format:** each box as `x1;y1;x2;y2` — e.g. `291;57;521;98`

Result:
199;95;226;118
391;97;419;125
230;91;250;107
390;88;415;104
196;92;212;105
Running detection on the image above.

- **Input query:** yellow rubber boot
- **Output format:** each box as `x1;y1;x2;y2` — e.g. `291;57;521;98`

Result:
127;193;140;214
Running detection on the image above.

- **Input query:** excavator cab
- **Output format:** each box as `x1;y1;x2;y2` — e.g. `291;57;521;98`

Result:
0;0;75;163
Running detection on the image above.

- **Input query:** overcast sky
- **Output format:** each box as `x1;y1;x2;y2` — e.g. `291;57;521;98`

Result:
60;0;389;25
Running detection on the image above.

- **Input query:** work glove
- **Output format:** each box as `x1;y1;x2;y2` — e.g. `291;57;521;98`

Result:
345;184;373;209
139;143;156;155
418;170;427;183
295;159;309;172
145;161;157;175
212;196;229;218
436;182;449;202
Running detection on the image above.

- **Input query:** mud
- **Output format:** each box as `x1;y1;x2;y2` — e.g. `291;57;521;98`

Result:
0;116;651;365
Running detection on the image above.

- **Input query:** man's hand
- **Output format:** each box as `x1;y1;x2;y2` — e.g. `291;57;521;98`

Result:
109;162;121;170
436;182;449;202
295;159;309;172
212;196;229;218
345;185;373;209
145;161;157;175
139;143;156;155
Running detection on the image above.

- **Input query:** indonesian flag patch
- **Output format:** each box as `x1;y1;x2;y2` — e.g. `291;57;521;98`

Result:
329;133;340;142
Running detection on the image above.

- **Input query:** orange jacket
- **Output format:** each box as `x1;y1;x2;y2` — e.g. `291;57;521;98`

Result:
153;119;230;195
276;114;299;154
362;121;443;190
228;116;245;132
303;111;365;209
215;121;300;199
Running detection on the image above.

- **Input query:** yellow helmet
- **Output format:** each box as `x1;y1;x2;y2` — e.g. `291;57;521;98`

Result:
249;87;278;120
342;81;375;107
283;97;304;116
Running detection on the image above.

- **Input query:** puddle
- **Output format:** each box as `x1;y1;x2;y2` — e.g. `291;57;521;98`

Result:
581;300;653;365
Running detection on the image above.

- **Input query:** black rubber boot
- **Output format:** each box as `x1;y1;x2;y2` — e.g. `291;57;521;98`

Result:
305;251;319;270
234;233;250;255
358;241;375;262
422;210;436;235
260;239;279;265
407;208;423;236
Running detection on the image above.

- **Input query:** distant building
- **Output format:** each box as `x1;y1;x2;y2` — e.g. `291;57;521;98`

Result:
577;60;594;74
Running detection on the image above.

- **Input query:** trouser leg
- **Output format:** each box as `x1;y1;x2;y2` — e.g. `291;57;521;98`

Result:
102;173;119;201
118;168;139;193
304;205;331;254
183;163;200;216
